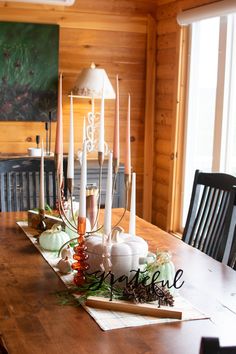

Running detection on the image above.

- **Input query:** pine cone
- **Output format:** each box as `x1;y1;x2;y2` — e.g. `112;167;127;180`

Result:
123;283;148;303
159;287;174;307
123;282;174;307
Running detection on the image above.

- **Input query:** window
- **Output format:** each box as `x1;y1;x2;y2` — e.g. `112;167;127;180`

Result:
181;13;236;229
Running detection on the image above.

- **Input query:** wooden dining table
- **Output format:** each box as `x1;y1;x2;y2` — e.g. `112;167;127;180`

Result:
0;210;236;354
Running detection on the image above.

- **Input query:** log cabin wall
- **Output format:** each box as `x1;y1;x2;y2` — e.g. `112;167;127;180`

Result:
0;0;156;216
154;0;220;230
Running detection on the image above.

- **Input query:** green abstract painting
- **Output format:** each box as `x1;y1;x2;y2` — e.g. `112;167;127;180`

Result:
0;22;59;121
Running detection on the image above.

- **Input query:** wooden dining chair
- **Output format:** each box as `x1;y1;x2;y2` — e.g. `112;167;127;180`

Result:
182;170;236;262
0;158;65;212
227;225;236;270
200;337;236;353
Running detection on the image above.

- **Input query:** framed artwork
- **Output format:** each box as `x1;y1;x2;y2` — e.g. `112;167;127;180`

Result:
0;21;59;121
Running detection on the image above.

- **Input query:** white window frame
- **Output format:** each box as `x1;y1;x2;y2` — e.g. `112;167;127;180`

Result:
180;13;236;230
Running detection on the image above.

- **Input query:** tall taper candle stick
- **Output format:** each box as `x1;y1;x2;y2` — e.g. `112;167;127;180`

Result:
38;140;46;231
129;172;136;236
39;140;45;211
45;122;49;155
55;73;63;188
104;151;113;237
98;85;105;166
83;116;86;142
49;111;52;156
67;93;74;194
79;141;87;220
113;74;120;174
125;93;131;187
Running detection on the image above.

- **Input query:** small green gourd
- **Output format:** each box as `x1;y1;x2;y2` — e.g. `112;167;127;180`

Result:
39;224;70;251
147;251;176;294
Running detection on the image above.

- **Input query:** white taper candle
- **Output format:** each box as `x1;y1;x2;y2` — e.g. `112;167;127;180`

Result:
104;152;113;237
83;116;86;142
39;141;45;210
129;172;136;236
125;93;131;176
67;94;74;179
98;88;105;153
113;74;120;165
79;141;87;218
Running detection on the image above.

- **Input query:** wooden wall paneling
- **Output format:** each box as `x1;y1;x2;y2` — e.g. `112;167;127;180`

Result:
0;0;157;15
0;6;147;33
168;25;189;233
157;17;178;34
0;1;148;217
157;79;175;95
143;14;156;222
72;0;158;16
154;1;178;230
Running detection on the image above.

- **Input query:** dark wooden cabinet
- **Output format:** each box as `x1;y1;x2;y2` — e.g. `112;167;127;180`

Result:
0;157;125;211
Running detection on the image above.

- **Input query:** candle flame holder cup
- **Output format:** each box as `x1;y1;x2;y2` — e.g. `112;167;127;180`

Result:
86;185;98;231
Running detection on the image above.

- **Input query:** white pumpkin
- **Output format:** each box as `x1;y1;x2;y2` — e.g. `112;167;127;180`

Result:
85;230;149;279
61;245;74;259
57;257;73;274
39;224;70;251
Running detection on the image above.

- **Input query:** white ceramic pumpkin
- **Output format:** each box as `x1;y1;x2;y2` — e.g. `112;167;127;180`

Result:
57;257;73;274
39;224;70;251
61;245;74;259
85;230;151;279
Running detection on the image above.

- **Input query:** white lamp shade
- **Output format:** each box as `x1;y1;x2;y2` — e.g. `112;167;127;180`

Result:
73;64;116;99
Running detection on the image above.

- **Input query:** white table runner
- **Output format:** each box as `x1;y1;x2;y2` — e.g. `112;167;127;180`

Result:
17;221;209;331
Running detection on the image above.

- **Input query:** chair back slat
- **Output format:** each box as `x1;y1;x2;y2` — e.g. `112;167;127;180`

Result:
12;172;17;211
228;231;236;269
203;190;227;257
224;195;236;270
194;186;215;249
198;188;218;250
45;172;50;206
208;192;230;257
0;173;5;212
183;170;236;263
19;172;24;211
7;173;12;211
25;172;30;210
189;185;208;247
33;171;37;208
